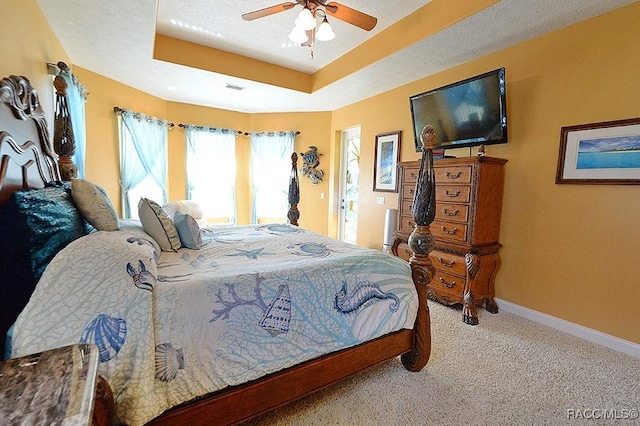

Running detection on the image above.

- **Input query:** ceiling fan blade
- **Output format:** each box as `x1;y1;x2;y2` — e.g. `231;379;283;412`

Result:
242;2;297;21
325;2;377;31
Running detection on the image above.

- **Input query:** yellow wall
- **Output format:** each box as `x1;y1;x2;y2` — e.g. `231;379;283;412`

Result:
4;0;640;344
1;0;71;130
330;3;640;343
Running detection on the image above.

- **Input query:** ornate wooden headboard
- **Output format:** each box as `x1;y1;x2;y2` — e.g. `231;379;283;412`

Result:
0;75;60;205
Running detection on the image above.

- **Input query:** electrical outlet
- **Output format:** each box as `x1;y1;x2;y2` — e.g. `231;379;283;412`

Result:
376;197;385;205
320;193;325;199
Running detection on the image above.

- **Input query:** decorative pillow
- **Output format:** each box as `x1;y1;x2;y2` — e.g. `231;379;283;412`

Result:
138;198;181;252
162;200;208;227
174;211;202;249
71;178;119;231
0;185;85;351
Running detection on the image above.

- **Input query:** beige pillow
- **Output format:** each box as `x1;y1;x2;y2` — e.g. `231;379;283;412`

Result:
138;198;181;252
71;178;119;231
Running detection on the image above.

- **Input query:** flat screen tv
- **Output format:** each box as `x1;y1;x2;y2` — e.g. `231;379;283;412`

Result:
409;67;507;153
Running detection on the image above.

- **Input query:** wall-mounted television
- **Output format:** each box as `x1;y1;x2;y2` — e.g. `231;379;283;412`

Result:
409;67;507;153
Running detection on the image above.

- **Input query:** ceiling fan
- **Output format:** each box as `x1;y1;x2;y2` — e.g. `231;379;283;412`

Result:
242;1;377;49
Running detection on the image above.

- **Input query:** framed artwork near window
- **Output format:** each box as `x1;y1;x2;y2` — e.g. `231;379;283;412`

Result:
373;131;401;192
556;118;640;185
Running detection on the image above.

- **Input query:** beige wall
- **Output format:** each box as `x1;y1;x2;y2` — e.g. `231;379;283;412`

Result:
4;0;639;344
330;3;640;343
1;0;71;131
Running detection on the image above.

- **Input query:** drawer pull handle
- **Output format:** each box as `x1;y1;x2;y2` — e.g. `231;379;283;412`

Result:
409;172;416;178
409;188;415;194
438;257;455;267
439;277;456;288
442;208;459;217
444;189;461;198
440;226;458;235
445;171;462;179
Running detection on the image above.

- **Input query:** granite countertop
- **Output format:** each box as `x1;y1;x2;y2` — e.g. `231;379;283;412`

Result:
0;344;99;426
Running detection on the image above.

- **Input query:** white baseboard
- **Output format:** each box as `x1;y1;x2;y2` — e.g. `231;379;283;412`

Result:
494;298;640;359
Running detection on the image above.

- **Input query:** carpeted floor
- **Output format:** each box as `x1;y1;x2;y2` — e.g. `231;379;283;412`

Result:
246;302;640;425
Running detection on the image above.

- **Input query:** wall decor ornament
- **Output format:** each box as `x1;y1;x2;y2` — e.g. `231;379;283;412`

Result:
300;146;324;184
373;131;401;192
556;117;640;185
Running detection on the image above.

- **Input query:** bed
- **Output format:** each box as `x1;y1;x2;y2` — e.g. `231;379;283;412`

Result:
0;74;436;425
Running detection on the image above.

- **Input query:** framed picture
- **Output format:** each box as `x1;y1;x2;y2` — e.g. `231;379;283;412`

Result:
556;118;640;185
373;131;401;192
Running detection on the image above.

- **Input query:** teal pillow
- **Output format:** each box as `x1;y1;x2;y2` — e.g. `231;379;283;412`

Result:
0;184;85;355
174;211;202;249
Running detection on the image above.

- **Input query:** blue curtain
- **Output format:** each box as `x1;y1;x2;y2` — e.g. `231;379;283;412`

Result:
250;131;295;224
185;125;237;223
119;110;169;218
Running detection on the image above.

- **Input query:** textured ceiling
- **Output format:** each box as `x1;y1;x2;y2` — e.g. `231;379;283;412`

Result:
35;0;636;113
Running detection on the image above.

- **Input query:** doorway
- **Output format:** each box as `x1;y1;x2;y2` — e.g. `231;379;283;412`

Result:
339;127;360;244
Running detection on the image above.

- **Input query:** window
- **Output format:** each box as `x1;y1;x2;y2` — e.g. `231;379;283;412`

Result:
185;126;237;224
118;110;170;219
250;131;295;224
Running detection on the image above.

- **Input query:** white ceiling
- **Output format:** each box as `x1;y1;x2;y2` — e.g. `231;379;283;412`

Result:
36;0;636;113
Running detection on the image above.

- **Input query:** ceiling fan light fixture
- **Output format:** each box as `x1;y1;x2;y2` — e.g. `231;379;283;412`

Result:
295;7;316;30
315;17;335;41
288;25;308;44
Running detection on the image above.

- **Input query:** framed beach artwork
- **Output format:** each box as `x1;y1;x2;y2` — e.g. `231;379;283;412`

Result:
556;118;640;185
374;131;401;192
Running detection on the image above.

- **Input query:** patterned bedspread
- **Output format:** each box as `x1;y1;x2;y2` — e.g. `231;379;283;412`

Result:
11;222;417;425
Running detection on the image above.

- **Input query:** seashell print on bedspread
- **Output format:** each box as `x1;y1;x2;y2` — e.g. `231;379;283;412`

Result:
10;223;417;426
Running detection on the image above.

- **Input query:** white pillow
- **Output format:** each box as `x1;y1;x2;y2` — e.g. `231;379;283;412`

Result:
162;200;204;220
138;198;181;252
71;179;119;231
174;211;202;249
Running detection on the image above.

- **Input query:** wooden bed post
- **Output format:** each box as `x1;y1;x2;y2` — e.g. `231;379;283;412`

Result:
52;65;78;181
287;152;300;226
401;125;437;372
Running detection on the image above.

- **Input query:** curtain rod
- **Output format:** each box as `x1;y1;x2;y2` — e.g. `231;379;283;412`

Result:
113;106;174;128
178;123;300;137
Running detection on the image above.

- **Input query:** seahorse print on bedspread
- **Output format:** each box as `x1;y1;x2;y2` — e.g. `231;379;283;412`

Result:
334;281;400;314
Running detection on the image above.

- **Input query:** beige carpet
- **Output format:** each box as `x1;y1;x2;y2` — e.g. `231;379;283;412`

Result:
246;302;640;425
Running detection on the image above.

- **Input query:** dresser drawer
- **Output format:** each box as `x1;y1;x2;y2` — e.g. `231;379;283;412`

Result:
432;220;468;242
435;165;472;184
396;242;413;261
402;167;420;184
400;199;414;218
402;183;416;200
436;184;471;202
434;203;469;223
431;270;465;297
399;215;416;233
430;250;467;277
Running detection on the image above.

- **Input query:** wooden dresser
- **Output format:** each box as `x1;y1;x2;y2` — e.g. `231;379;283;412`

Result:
391;156;507;324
